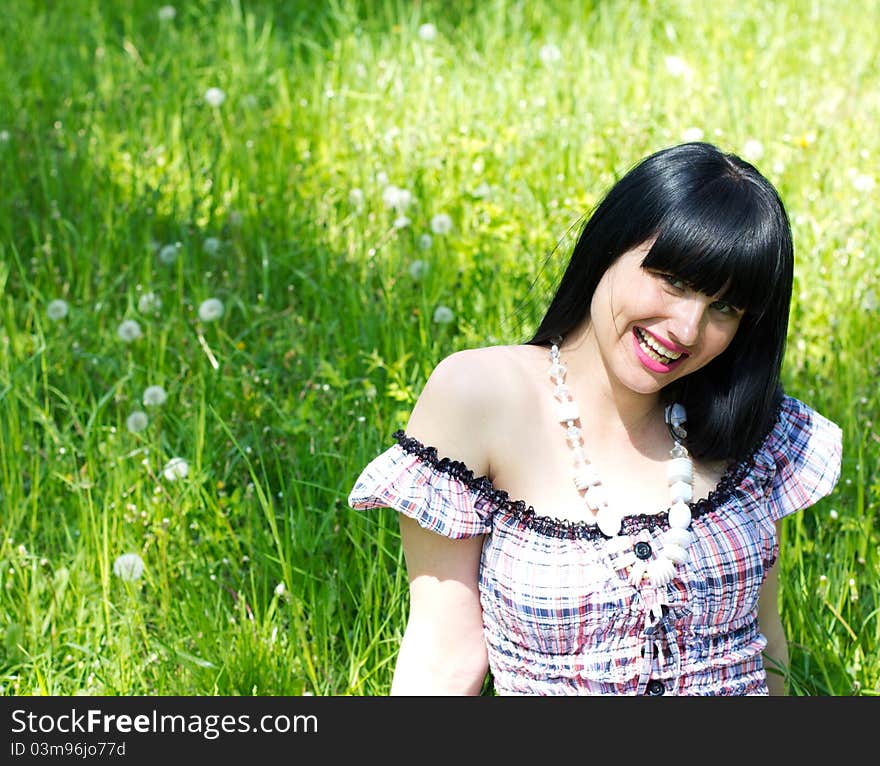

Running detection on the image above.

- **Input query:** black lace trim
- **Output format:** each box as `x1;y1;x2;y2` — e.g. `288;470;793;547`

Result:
390;399;782;541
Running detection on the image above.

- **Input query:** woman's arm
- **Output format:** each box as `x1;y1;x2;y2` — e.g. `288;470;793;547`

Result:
390;350;497;695
758;521;789;695
392;517;489;695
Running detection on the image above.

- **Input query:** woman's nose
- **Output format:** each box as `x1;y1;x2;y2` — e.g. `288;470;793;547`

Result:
668;297;705;347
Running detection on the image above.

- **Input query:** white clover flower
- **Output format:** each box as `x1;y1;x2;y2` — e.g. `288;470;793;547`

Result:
143;385;168;407
158;5;176;21
418;23;437;41
204;87;226;108
681;127;704;142
392;215;411;229
382;184;412;211
417;233;433;250
348;188;364;210
539;43;562;65
742;139;765;161
137;292;162;314
430;213;453;235
126;411;149;433
409;260;430;280
433;305;454;324
117;319;143;342
162;457;189;481
159;243;180;264
852;173;875;192
47;299;69;320
664;55;693;78
113;552;145;582
0;129;10;143
198;298;224;322
202;237;221;255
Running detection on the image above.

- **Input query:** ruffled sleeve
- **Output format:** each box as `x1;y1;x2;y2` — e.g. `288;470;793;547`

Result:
756;396;843;522
347;430;495;539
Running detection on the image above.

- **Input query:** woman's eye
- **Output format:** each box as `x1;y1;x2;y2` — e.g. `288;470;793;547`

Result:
662;274;687;290
711;300;741;316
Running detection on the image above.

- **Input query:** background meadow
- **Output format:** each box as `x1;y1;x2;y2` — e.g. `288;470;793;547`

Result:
0;0;877;695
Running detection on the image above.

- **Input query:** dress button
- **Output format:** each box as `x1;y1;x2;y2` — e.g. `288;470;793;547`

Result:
634;541;652;560
645;680;665;696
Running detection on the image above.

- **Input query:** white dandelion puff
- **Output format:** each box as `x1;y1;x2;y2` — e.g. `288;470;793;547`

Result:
158;6;176;21
375;170;389;187
117;319;143;342
0;129;10;143
861;289;877;311
198;298;224;322
418;23;437;42
742;139;765;161
113;552;145;582
409;260;430;280
539;43;562;65
126;411;149;433
47;299;69;320
202;237;221;255
348;188;364;211
382;185;412;212
143;385;168;407
852;173;875;192
392;215;411;229
275;582;286;597
159;243;180;264
472;181;491;198
430;213;453;235
433;305;454;324
664;55;692;78
204;87;226;108
681;127;704;142
137;292;162;314
417;233;433;250
162;457;189;481
829;509;839;520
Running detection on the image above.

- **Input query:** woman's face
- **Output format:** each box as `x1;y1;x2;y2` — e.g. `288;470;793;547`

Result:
587;241;745;396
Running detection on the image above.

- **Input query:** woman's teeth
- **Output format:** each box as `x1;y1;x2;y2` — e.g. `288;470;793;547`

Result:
636;328;682;363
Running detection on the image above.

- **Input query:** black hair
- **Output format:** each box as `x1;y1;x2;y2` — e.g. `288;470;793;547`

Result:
525;142;793;462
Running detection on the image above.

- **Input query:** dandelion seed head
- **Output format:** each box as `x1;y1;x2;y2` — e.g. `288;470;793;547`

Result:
664;55;693;78
539;43;562;65
158;6;176;21
143;385;168;407
275;582;286;597
162;457;189;481
742;139;765;161
417;233;433;250
159;243;180;264
392;215;411;229
198;297;224;322
47;299;69;320
430;213;453;235
433;305;454;324
137;292;162;314
202;237;221;255
0;129;10;143
204;87;226;108
113;552;145;582
382;185;412;212
348;188;364;210
472;181;491;198
117;319;143;342
681;127;704;142
852;173;875;192
418;23;437;41
409;259;430;280
126;411;149;433
829;509;839;520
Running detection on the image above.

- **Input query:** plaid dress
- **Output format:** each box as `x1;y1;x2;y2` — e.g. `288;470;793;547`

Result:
348;395;842;695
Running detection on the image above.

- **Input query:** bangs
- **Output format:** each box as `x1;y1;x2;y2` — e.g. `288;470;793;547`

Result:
639;181;789;314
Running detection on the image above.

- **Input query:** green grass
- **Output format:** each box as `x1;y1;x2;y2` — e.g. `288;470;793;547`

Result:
0;0;877;695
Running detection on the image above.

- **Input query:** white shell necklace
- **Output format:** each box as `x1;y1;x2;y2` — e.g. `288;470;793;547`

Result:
548;335;694;587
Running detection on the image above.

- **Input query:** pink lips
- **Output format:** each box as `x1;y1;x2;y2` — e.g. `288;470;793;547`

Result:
632;327;688;373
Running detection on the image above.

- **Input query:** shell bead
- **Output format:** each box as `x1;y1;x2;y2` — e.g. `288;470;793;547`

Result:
663;528;693;548
557;400;579;422
647;557;675;586
666;457;694;484
669;480;693;503
596;506;622;537
668;501;692;529
573;463;601;490
548;363;567;380
662;543;689;564
584;484;608;510
553;384;572;401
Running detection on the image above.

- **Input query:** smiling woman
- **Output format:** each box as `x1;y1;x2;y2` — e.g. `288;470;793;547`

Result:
348;142;842;696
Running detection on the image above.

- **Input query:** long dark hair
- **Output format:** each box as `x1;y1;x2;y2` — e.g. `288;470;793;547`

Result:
525;142;793;462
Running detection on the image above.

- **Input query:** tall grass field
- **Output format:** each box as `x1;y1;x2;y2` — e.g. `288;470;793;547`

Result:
0;0;877;695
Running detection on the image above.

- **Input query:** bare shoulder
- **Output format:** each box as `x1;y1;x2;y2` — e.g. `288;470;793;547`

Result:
403;345;523;479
